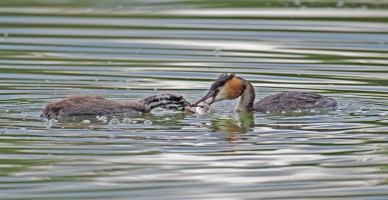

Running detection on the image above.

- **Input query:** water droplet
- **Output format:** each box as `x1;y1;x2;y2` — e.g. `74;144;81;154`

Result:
164;117;171;121
5;109;9;113
109;134;115;139
82;120;91;124
123;118;132;124
97;116;108;123
266;111;270;114
135;48;142;54
109;117;120;126
143;120;152;126
214;48;222;57
45;121;53;129
337;0;344;7
281;111;286;114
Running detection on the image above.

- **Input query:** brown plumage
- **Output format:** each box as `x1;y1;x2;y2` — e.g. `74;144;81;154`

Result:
193;73;338;113
41;92;190;119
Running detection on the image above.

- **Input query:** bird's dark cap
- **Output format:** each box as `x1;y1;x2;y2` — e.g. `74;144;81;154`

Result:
210;73;236;90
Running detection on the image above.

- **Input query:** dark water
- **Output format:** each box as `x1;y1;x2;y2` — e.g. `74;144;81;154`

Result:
1;0;388;199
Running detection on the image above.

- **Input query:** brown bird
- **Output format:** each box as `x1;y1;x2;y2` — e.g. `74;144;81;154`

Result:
41;92;190;119
193;73;337;113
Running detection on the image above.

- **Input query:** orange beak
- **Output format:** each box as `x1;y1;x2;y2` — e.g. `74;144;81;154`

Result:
192;90;217;106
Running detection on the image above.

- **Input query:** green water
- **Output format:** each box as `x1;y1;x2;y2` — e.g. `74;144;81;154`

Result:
1;0;388;199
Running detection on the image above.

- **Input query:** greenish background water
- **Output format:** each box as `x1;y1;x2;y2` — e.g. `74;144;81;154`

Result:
1;0;388;199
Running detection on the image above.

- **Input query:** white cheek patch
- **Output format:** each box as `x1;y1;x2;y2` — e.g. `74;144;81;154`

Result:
215;86;228;101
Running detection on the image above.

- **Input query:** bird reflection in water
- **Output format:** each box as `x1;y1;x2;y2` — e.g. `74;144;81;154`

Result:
187;101;254;134
210;112;255;142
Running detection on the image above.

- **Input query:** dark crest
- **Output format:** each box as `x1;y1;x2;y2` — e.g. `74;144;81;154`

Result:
210;73;236;90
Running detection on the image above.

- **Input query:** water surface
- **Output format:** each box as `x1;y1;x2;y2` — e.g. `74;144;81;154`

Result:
1;0;388;199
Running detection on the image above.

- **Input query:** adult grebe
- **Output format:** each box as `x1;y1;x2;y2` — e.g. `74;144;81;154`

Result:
193;73;337;112
41;92;190;119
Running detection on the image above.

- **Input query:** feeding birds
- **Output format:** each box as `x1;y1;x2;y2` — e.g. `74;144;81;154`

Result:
192;73;337;113
41;73;337;120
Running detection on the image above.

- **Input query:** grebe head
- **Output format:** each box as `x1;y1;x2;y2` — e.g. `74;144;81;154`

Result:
193;73;244;106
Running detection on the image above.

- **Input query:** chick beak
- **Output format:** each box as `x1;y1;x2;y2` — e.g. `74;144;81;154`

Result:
192;90;217;106
182;100;191;107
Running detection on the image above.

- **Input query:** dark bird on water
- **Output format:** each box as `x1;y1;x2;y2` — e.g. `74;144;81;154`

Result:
192;73;337;113
41;92;190;119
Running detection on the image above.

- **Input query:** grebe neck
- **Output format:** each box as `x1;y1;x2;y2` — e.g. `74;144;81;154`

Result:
236;80;255;112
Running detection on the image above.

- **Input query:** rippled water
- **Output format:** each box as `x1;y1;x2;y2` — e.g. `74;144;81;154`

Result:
1;0;388;199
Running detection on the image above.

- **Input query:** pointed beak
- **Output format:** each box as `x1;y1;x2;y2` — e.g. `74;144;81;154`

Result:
192;90;217;106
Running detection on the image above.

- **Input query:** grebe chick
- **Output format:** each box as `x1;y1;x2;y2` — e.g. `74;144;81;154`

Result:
193;73;337;113
41;92;190;119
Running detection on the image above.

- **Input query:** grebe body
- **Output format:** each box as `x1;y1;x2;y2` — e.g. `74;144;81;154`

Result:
41;92;190;119
193;73;337;113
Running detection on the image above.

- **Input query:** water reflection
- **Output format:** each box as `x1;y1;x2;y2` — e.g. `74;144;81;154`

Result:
44;109;254;135
1;0;388;199
211;112;254;135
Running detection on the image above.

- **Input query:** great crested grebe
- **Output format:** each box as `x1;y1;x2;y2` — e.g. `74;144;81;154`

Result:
193;73;337;113
41;92;190;119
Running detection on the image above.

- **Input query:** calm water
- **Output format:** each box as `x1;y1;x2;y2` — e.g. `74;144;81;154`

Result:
1;0;388;199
